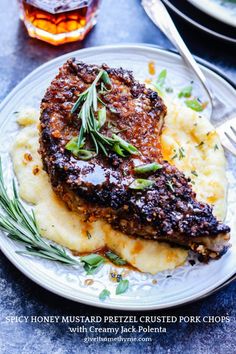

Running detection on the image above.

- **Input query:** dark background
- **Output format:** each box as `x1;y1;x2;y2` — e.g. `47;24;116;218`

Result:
0;0;235;353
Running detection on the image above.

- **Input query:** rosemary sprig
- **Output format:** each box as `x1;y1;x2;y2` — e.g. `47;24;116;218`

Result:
0;160;79;266
0;160;134;298
66;70;139;160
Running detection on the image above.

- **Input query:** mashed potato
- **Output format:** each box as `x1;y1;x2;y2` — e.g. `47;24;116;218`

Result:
11;101;227;274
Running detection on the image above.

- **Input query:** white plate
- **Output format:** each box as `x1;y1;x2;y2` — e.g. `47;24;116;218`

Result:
187;0;236;28
0;44;236;310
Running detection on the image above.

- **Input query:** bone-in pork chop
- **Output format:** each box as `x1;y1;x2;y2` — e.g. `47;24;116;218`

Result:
39;59;230;260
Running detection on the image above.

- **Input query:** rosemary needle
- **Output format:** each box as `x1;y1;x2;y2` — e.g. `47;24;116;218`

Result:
0;160;139;286
66;70;139;159
0;159;79;266
0;159;109;275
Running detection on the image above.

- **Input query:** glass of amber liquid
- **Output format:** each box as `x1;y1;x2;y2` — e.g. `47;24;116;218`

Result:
19;0;101;45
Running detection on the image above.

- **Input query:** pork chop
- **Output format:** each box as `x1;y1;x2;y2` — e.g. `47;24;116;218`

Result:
39;59;230;260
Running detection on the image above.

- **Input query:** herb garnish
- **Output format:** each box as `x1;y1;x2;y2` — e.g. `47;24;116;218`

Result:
179;147;185;159
99;289;111;301
178;85;192;98
165;87;173;93
80;254;106;275
87;231;92;239
171;147;185;160
116;279;129;295
65;137;95;160
214;144;219;151
153;69;167;95
105;250;127;266
195;141;204;148
0;160;131;298
66;70;139;159
129;179;155;190
171;149;178;160
134;162;162;174
167;180;174;192
0;160;79;266
191;170;198;177
185;99;205;112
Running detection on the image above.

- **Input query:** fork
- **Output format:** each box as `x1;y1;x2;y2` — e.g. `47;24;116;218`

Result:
216;117;236;155
142;0;236;156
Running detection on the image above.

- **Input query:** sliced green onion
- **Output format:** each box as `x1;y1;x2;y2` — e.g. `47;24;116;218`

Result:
76;149;96;160
81;254;105;266
134;162;162;174
101;71;112;86
129;179;155;190
185;99;204;112
156;69;167;87
81;254;105;275
153;69;167;95
65;137;83;157
112;143;126;157
105;250;127;266
65;137;78;151
65;134;86;156
112;134;139;155
178;85;192;98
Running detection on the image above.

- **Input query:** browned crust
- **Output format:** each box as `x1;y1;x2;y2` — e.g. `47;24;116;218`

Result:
39;59;230;259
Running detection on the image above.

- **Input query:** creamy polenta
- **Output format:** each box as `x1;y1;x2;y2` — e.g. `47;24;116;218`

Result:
11;101;227;274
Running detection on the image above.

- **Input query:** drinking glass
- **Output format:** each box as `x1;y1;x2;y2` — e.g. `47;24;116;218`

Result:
18;0;101;45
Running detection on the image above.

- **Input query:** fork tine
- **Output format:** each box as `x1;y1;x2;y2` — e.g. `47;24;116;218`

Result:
225;143;236;156
225;131;236;146
222;141;236;156
221;134;236;156
216;116;236;157
230;125;236;137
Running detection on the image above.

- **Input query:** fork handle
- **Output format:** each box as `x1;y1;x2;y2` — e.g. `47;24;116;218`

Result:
142;0;214;104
